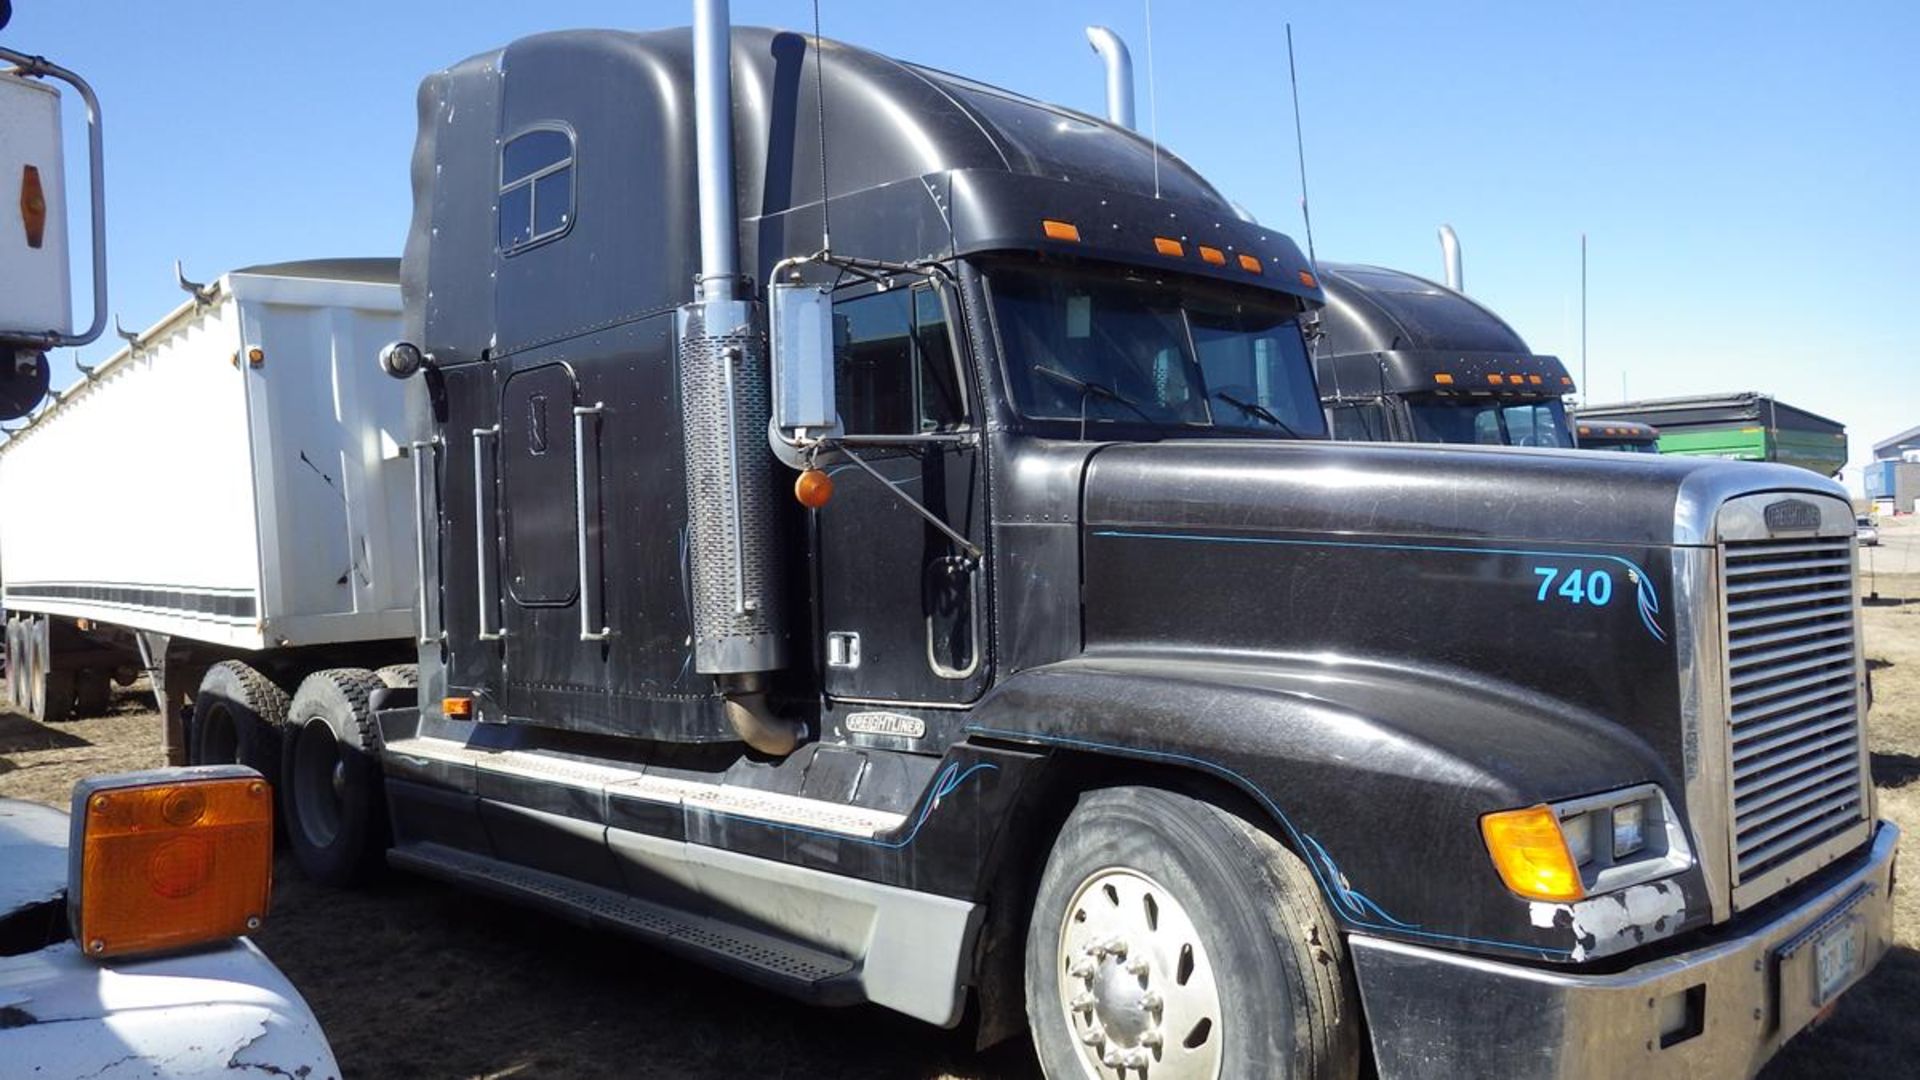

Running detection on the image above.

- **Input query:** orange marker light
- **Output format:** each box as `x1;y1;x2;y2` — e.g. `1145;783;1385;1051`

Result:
1198;245;1226;266
1153;237;1185;257
443;696;474;719
1487;374;1503;386
1297;270;1318;289
20;165;47;249
794;467;834;509
247;347;265;368
1238;253;1262;274
71;773;274;959
1434;373;1455;385
1529;374;1543;385
1560;376;1573;386
1481;805;1585;902
1042;219;1081;242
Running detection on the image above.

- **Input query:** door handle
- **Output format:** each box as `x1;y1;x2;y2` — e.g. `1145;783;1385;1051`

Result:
573;402;610;641
409;439;442;646
472;425;504;641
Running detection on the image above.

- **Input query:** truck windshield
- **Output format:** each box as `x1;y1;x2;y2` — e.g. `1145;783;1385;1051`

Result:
987;264;1326;437
1407;397;1572;448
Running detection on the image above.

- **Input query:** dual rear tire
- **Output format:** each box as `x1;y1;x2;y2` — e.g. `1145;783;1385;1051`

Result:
190;661;291;785
281;668;389;887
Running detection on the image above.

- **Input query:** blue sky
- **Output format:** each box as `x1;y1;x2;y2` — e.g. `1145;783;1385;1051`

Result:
8;1;1914;483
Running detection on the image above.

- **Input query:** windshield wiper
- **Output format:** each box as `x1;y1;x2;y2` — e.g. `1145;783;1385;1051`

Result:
1032;365;1158;426
1213;391;1301;438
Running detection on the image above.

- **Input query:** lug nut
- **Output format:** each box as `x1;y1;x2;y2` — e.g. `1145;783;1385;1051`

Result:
1105;937;1129;959
1140;1030;1164;1049
1125;955;1151;976
1121;1048;1151;1068
1102;1047;1124;1067
1140;990;1164;1012
1071;992;1097;1011
1069;958;1096;979
1081;1027;1106;1046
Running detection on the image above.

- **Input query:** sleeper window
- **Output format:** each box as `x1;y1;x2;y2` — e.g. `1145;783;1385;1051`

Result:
499;127;574;253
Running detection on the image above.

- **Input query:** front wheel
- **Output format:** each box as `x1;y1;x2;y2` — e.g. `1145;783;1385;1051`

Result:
1025;787;1361;1080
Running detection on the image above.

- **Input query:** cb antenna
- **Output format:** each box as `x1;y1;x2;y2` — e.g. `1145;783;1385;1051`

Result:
812;0;832;255
1285;23;1317;265
1144;0;1161;199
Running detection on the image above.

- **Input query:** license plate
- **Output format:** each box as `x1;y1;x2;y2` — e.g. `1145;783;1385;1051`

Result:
1813;917;1862;1006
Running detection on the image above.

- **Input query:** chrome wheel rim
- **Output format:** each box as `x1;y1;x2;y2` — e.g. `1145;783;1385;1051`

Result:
1056;868;1222;1080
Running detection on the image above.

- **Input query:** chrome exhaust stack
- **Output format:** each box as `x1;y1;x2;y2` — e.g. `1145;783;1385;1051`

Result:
1085;26;1135;130
681;0;801;753
1439;224;1463;292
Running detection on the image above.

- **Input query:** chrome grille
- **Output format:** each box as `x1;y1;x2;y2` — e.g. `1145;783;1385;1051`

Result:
1722;535;1866;888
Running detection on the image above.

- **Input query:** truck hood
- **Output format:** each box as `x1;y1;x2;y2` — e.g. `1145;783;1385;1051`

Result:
0;798;68;920
1083;438;1844;550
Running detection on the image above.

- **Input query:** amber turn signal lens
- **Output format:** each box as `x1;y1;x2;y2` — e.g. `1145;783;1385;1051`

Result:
1042;219;1081;242
795;467;833;509
1481;805;1585;902
71;774;274;959
443;696;474;719
19;164;47;249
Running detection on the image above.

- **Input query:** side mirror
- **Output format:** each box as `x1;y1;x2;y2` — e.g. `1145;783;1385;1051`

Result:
768;282;836;438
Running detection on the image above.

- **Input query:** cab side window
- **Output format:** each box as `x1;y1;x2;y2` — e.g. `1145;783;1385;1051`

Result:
834;285;966;434
499;127;575;253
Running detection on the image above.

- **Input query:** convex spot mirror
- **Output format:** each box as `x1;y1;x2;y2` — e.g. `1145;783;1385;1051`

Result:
769;282;837;438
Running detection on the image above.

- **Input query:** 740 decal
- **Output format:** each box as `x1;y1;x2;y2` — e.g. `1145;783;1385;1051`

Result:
1533;565;1614;606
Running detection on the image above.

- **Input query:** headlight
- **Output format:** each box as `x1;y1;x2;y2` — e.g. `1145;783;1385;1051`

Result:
1482;785;1693;902
1612;800;1648;858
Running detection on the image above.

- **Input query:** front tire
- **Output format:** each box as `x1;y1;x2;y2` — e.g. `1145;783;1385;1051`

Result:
1025;787;1360;1080
281;668;387;887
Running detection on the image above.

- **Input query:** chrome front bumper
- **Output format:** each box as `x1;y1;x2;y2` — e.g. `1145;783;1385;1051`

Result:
1351;821;1899;1079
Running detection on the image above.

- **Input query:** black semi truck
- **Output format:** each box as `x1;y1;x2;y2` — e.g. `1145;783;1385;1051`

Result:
264;7;1896;1077
1312;262;1578;448
1578;418;1663;454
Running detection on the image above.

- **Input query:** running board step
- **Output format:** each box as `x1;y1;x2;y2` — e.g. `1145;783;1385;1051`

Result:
388;842;861;1001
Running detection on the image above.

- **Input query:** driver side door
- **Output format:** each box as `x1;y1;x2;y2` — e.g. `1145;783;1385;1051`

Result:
813;281;989;706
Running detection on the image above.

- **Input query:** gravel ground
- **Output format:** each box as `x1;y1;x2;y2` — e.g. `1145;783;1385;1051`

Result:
4;517;1917;1078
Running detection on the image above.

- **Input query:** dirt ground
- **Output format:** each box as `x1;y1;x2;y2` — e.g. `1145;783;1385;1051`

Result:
5;518;1919;1078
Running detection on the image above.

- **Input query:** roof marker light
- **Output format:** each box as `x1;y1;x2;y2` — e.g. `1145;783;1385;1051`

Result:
1238;254;1262;273
1487;374;1503;386
1529;374;1543;385
1297;270;1318;289
1153;237;1185;257
1434;373;1455;385
1042;219;1081;242
1198;245;1226;266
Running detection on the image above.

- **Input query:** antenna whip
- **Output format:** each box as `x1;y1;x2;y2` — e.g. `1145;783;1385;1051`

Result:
1144;0;1161;199
1286;23;1316;264
813;0;831;254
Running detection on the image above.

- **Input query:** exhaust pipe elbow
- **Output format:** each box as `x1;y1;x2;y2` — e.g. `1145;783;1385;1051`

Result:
724;690;807;757
1438;224;1463;293
1085;26;1136;130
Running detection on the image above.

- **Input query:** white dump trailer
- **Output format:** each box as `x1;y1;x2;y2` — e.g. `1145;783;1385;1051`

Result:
0;260;418;778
